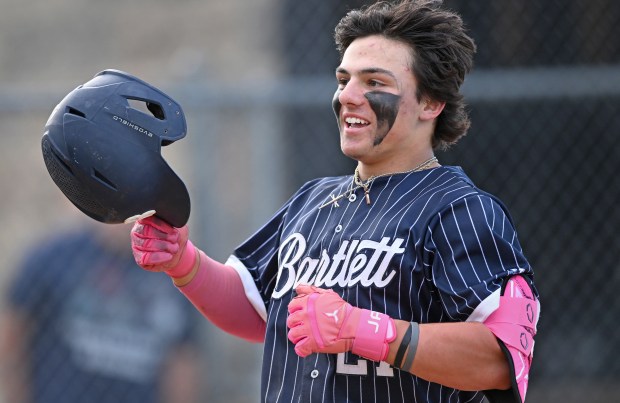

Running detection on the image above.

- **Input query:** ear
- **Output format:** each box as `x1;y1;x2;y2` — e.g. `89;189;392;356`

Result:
420;99;445;121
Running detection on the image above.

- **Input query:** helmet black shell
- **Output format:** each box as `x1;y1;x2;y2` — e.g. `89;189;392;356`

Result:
42;69;190;227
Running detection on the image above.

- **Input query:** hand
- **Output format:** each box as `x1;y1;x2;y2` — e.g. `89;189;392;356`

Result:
130;216;195;278
287;284;395;362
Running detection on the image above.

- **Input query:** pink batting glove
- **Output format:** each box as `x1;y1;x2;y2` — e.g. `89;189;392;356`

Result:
287;284;396;362
130;215;196;279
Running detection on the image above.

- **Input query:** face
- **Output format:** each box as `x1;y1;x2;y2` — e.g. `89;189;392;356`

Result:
333;35;438;168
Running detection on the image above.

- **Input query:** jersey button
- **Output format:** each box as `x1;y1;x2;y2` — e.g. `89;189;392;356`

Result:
335;224;343;233
310;369;319;378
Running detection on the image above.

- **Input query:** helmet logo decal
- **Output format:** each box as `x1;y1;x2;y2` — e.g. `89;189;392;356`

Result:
112;115;154;137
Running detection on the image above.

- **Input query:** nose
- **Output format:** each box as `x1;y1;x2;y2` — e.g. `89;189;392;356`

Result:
338;79;365;107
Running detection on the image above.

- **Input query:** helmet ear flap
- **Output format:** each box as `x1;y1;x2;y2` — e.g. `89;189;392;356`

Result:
41;69;191;227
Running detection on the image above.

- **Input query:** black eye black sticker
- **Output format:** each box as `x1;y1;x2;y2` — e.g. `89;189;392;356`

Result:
332;89;342;123
365;91;400;146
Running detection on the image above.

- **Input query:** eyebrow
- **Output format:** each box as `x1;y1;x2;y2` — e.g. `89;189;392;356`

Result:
335;67;397;80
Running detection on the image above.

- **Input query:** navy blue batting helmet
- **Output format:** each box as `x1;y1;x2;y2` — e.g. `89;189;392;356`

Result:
41;69;191;227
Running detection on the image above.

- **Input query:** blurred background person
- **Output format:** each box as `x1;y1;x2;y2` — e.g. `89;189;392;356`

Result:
0;219;205;403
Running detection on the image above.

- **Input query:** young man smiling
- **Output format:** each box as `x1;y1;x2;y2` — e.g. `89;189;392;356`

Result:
131;1;540;402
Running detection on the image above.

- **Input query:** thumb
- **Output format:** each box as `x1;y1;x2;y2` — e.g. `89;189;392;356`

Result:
294;284;322;297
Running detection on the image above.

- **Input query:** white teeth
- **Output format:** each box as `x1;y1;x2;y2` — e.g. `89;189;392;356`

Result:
345;117;369;125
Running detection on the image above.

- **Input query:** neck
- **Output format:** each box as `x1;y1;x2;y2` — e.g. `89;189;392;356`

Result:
356;154;439;181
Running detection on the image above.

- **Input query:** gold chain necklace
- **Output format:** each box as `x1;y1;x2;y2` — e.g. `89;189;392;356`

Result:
319;156;438;209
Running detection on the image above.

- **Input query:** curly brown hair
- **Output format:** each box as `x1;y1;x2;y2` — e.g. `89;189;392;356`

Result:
334;0;476;150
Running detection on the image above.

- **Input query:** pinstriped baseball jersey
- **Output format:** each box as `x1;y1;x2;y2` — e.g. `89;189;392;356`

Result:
227;166;534;403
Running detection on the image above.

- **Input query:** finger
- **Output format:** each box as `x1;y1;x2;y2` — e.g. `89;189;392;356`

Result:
139;215;177;233
133;249;174;267
286;310;305;329
133;237;180;255
132;223;179;243
130;231;174;252
293;338;313;358
287;297;306;314
287;325;307;344
294;284;319;296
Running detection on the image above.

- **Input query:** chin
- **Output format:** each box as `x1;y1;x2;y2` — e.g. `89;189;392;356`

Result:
341;138;366;159
340;144;361;160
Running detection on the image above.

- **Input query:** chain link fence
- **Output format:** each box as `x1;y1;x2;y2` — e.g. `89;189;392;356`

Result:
1;1;619;403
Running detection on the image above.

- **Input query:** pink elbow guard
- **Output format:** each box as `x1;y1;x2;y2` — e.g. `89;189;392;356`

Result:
484;275;539;403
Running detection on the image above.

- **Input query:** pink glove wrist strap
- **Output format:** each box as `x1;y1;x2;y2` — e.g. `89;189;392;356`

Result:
351;310;396;362
164;240;196;279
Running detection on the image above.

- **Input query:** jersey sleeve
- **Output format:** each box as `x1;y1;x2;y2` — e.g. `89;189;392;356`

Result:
225;179;323;318
225;205;287;319
423;193;533;321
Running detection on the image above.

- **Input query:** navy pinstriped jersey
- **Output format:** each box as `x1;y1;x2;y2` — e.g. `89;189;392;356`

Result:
226;166;533;403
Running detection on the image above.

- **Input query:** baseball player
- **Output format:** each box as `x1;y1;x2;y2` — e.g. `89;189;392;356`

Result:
131;1;539;402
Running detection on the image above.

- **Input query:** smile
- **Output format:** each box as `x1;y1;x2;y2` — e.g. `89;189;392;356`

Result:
345;116;370;128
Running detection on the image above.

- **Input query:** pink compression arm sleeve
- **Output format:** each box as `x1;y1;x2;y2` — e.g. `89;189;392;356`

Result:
177;250;266;343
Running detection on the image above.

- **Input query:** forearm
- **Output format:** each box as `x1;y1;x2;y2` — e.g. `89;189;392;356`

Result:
130;218;266;342
175;249;266;342
386;320;510;391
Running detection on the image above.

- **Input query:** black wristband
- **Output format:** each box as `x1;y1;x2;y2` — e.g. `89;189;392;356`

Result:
394;322;413;368
401;322;420;371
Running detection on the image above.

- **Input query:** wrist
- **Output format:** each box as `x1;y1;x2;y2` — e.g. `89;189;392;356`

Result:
165;240;197;279
171;253;200;287
392;322;420;371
